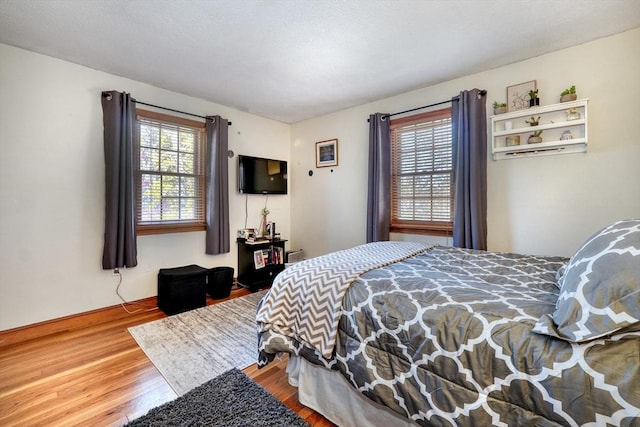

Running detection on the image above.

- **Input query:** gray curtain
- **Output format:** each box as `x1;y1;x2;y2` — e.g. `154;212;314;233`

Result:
205;116;230;254
101;91;137;269
452;89;487;250
366;113;391;242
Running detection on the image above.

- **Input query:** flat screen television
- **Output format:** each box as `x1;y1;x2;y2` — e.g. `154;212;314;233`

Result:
238;155;288;195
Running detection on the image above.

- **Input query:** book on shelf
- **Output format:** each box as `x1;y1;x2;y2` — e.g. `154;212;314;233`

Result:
245;238;271;245
272;246;283;264
253;247;284;269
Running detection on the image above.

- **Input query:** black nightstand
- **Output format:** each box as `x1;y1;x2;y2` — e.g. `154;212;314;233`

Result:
236;239;286;292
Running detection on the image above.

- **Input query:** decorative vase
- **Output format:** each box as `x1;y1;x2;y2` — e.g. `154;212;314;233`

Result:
529;98;540;107
494;106;507;115
528;136;542;144
560;94;577;103
261;214;268;237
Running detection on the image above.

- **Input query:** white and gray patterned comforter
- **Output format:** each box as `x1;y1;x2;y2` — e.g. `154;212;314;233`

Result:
257;245;640;426
256;241;430;358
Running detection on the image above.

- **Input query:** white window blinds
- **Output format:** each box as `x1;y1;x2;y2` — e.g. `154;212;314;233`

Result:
135;110;206;233
390;108;453;233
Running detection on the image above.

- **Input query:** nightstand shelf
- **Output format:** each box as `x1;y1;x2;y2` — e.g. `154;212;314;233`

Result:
236;239;286;292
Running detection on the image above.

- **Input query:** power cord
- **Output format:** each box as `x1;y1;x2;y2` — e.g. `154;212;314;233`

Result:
244;193;248;229
243;193;269;231
114;268;158;314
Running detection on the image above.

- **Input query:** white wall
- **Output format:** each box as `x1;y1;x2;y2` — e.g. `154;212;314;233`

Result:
0;44;290;330
2;29;639;331
290;29;640;259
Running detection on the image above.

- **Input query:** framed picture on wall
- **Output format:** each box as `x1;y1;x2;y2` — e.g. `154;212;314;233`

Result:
315;139;339;168
507;80;536;112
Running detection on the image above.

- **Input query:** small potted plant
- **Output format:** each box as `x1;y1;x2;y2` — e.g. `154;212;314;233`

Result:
493;101;507;115
529;89;540;107
528;130;543;144
560;85;577;102
525;116;541;126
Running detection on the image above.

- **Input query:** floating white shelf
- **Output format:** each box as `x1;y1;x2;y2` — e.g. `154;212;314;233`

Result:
490;99;588;160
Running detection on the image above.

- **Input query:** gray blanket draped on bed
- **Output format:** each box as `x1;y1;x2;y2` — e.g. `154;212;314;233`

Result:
257;244;640;426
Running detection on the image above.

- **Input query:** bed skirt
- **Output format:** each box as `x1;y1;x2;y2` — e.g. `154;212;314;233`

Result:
287;355;417;427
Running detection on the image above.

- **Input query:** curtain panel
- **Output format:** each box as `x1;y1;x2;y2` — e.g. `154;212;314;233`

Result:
205;116;230;254
366;113;391;242
101;91;137;269
452;89;487;250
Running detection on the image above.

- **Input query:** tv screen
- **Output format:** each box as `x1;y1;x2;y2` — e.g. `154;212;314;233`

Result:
238;155;288;194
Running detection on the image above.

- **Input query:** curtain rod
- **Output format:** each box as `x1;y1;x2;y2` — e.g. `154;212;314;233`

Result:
368;89;487;122
134;100;232;126
102;92;232;125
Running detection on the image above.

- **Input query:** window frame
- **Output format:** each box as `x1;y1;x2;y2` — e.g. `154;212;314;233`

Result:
390;108;454;236
135;109;207;236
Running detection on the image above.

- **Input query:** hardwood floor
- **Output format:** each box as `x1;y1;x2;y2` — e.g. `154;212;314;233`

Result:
0;288;335;426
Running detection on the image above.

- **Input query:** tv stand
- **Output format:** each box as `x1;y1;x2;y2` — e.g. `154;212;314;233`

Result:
236;239;286;292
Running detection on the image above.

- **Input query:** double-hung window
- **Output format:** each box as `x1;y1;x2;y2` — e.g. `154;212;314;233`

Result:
135;109;206;235
390;108;453;235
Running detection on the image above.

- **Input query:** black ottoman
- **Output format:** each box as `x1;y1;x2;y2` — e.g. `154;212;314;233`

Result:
157;265;207;315
206;266;235;299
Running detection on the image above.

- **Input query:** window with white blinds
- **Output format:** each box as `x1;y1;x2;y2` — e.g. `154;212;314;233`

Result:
390;108;453;234
135;109;206;235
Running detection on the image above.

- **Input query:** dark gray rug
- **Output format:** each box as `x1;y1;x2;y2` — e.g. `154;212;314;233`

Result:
125;368;309;426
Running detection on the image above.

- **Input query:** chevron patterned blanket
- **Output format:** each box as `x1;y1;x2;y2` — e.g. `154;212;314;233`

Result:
256;241;430;358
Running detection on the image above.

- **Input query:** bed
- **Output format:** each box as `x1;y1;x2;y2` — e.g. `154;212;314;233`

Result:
256;220;640;426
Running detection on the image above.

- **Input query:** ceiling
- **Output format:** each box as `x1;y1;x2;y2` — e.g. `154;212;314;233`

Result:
1;1;639;123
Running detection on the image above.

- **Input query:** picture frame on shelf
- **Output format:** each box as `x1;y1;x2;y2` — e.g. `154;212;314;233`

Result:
315;138;339;168
253;250;265;269
507;80;536;112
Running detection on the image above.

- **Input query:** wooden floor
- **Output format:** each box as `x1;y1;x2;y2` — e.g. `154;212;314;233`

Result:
0;288;334;426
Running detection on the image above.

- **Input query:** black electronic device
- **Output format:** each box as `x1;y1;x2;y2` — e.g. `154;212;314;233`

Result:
238;155;288;194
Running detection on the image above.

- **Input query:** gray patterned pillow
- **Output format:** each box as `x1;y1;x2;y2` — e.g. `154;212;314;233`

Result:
534;219;640;342
554;264;567;289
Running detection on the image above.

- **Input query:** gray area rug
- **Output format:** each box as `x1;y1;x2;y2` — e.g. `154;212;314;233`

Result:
128;291;266;395
124;368;309;426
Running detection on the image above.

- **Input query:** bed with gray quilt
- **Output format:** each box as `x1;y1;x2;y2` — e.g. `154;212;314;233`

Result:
256;220;640;426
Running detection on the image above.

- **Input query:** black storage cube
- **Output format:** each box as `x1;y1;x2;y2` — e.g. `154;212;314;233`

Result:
207;266;235;299
158;264;207;315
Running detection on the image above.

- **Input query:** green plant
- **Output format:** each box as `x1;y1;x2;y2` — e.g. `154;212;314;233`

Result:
531;130;543;137
561;85;576;96
493;101;507;108
529;89;539;99
525;116;541;126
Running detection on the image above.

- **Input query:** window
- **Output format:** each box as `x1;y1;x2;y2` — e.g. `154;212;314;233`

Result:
135;109;206;235
390;108;453;235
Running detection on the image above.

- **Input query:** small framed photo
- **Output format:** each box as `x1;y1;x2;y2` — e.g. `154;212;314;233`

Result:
315;139;338;168
507;80;536;112
253;250;265;269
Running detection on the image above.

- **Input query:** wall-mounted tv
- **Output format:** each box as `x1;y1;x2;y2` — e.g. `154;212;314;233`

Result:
238;155;288;195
